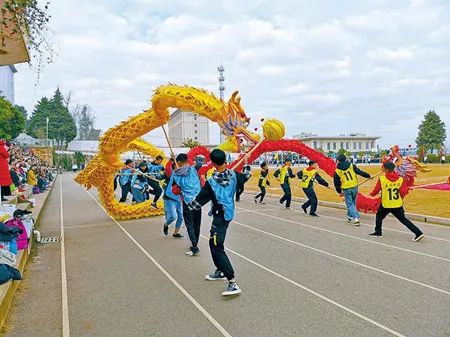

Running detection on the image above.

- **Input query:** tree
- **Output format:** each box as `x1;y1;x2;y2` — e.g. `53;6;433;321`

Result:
14;105;27;119
416;110;447;153
0;97;25;139
74;105;101;140
27;88;77;149
181;137;201;148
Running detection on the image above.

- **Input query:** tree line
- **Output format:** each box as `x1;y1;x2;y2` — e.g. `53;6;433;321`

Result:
0;88;101;148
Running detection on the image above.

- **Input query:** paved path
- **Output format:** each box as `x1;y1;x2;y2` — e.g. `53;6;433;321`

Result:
3;174;450;337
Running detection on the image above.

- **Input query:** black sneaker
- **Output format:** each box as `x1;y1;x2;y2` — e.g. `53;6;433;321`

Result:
369;232;382;237
151;202;158;209
172;233;184;238
254;196;258;204
222;282;241;296
205;270;227;281
310;213;319;217
301;205;308;214
413;234;425;242
258;201;266;205
163;224;169;236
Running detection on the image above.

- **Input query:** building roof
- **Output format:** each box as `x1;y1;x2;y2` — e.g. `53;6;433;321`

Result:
293;134;380;140
67;140;99;153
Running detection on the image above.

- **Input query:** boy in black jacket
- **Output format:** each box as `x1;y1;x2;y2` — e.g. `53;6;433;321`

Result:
187;149;246;297
254;162;270;204
333;154;370;225
297;161;329;216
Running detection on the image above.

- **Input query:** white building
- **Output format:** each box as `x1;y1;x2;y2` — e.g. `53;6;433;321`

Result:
168;109;209;147
0;65;17;104
293;132;380;154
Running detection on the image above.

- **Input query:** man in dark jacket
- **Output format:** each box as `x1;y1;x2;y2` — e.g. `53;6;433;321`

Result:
297;161;329;217
274;158;296;209
186;149;246;297
333;154;370;225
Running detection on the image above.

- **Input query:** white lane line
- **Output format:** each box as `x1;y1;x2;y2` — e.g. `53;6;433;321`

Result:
198;234;406;337
236;206;450;263
235;208;280;214
232;219;450;295
60;175;70;337
64;223;114;230
86;191;233;337
240;197;450;242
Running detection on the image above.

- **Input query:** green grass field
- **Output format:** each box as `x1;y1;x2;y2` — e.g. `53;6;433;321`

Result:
245;164;450;219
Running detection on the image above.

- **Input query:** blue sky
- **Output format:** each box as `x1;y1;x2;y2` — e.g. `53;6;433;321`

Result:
15;0;450;148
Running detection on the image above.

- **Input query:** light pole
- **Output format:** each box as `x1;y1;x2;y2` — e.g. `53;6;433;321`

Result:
46;117;49;147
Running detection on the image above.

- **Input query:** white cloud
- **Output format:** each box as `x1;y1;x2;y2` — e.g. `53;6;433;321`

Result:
13;0;450;148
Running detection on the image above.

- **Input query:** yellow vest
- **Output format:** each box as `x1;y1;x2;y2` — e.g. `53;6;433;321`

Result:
279;165;288;184
380;175;403;208
27;170;37;186
335;164;358;189
259;170;268;187
300;168;317;188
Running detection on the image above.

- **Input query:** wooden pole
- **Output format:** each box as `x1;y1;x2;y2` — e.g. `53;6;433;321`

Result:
161;125;178;168
357;170;383;187
231;138;265;171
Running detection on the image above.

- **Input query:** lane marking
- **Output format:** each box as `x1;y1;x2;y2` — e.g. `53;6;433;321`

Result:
236;206;450;263
60;175;70;337
64;223;114;230
232;219;450;295
243;192;450;229
198;234;406;337
86;191;233;337
247;199;450;243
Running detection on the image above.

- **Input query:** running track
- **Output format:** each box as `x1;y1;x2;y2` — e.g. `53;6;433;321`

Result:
4;174;450;337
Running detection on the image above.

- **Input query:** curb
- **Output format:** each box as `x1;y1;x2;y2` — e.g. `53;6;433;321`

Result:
243;191;450;226
0;176;58;329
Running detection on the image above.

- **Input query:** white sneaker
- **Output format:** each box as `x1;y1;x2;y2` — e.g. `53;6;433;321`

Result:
413;234;425;242
221;282;241;296
353;218;360;226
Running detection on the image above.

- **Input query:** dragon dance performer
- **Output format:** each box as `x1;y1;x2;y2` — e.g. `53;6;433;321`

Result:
274;158;296;209
369;162;425;241
173;153;202;256
254;162;270;204
162;158;184;238
130;162;150;204
334;154;371;225
235;164;251;202
146;155;165;208
297;161;329;217
187;149;245;296
118;159;134;202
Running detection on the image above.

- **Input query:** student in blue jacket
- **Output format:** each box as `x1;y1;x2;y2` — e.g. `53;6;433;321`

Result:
187;149;246;297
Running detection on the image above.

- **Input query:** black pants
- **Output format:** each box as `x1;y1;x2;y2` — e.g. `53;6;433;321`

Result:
302;187;318;214
375;206;423;236
255;185;266;202
279;183;292;207
210;214;234;281
235;185;244;201
119;182;131;202
148;180;162;203
183;203;202;250
1;185;11;197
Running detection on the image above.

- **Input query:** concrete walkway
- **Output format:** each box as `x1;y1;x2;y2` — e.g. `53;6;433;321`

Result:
3;173;450;337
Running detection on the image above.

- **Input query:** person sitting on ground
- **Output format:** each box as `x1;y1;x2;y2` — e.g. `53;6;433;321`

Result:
147;155;165;208
333;154;370;225
254;162;270;204
297;161;329;217
368;161;425;242
274;158;296;209
27;165;38;187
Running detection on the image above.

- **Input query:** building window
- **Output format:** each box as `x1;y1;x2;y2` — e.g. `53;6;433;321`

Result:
340;142;344;149
366;142;369;150
194;136;198;140
371;141;374;149
333;142;337;150
194;130;198;133
313;141;317;148
327;142;331;150
358;142;362;150
194;124;197;127
353;142;356;150
346;142;349;150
